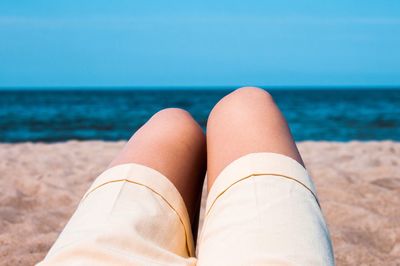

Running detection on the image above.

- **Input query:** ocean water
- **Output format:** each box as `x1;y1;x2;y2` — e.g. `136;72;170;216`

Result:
0;88;399;142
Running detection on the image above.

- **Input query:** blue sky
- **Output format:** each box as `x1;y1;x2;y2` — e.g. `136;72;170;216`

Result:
1;1;400;87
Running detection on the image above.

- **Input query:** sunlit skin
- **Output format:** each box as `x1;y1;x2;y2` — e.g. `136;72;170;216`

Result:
108;108;207;236
206;86;304;190
108;86;304;237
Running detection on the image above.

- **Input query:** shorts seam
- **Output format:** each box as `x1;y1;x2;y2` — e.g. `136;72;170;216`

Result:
206;172;321;217
79;178;193;257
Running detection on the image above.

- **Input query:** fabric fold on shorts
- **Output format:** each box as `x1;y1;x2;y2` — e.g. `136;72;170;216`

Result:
38;153;334;266
81;163;194;256
198;152;334;266
205;152;319;216
38;163;196;266
80;162;194;256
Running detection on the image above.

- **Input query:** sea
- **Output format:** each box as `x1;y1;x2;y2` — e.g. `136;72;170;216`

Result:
0;88;399;142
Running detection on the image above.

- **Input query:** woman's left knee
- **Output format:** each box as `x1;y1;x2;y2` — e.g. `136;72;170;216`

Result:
146;108;205;145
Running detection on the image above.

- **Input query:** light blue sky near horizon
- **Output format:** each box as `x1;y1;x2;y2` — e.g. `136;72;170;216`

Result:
1;1;400;88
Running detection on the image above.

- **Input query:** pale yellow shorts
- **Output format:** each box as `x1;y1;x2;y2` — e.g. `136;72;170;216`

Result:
37;152;334;266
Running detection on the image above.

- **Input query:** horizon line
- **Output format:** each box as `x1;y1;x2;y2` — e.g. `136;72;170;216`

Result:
1;85;400;91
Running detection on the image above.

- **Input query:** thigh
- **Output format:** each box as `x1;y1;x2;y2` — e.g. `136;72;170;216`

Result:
198;87;334;265
206;87;303;190
109;108;206;224
38;108;206;266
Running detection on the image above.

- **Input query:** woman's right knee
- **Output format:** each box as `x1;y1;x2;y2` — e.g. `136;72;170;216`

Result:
205;87;304;189
207;86;276;129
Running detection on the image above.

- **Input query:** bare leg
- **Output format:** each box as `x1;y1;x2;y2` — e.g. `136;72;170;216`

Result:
199;87;334;265
109;108;206;232
206;87;304;190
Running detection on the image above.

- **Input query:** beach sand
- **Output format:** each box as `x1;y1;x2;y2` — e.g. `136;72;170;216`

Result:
1;141;399;265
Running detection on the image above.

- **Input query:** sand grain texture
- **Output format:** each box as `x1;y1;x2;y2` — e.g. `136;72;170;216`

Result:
0;141;399;265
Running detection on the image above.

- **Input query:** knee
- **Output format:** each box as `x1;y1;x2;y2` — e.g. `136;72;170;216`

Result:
148;108;204;141
221;86;274;107
151;107;193;122
207;86;275;125
232;86;273;99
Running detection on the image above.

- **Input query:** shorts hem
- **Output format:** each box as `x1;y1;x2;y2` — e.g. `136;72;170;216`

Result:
80;163;195;256
205;152;319;216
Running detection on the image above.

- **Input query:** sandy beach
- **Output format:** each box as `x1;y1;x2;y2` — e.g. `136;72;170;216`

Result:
1;141;399;265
